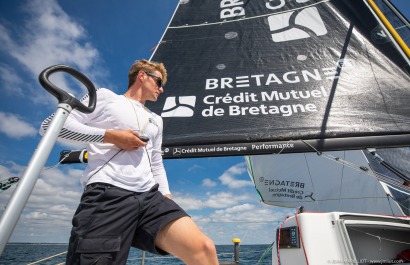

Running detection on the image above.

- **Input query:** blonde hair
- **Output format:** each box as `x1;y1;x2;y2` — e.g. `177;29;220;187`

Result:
128;59;167;88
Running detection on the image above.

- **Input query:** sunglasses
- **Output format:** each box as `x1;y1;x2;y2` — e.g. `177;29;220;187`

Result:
145;72;163;88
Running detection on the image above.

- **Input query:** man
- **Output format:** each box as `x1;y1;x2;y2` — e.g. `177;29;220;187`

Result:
40;59;218;265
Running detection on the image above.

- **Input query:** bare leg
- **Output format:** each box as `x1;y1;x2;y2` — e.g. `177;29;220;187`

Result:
155;216;218;265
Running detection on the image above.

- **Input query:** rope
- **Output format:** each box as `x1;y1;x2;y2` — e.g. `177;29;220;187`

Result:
42;151;72;170
0;177;20;192
348;227;410;246
303;153;321;210
386;194;410;215
387;195;396;216
27;251;67;264
337;151;347;212
300;140;410;192
276;215;292;265
0;151;73;193
295;211;309;265
257;241;274;264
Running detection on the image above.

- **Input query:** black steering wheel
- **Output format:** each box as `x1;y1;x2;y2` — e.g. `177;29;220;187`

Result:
39;65;97;113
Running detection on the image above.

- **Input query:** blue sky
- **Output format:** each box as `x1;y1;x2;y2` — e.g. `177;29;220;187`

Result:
0;0;409;246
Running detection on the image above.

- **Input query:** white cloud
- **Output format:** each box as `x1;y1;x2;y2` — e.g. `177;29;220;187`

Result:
204;191;252;208
174;190;253;210
0;64;24;95
202;178;217;187
0;24;13;48
17;0;98;74
0;161;84;243
190;203;294;245
0;0;106;105
0;159;292;244
218;162;253;189
173;195;204;211
211;203;283;222
0;112;37;139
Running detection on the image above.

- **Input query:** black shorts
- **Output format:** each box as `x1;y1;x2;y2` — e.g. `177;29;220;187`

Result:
66;183;188;265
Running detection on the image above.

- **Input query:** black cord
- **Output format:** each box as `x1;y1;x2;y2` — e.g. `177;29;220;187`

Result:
143;146;152;171
87;149;123;182
87;146;153;183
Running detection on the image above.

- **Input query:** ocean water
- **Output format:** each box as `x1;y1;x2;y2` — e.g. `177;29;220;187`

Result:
0;243;272;265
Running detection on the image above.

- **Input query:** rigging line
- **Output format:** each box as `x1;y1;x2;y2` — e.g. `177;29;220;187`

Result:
257;242;274;265
295;211;309;265
241;228;250;243
384;182;410;195
302;153;321;211
312;151;366;173
277;215;292;265
387;194;410;214
127;255;178;261
27;251;67;265
382;0;410;29
347;227;410;246
387;195;396;216
86;149;123;183
43;150;73;170
372;172;410;191
235;250;265;255
0;151;74;193
395;25;409;30
276;140;294;155
196;220;278;223
217;251;236;256
299;139;409;189
367;0;410;58
0;176;17;182
369;150;410;184
337;151;347;212
299;140;370;172
263;196;399;207
168;0;330;29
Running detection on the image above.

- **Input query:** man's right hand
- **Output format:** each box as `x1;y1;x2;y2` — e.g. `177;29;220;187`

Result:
103;130;148;151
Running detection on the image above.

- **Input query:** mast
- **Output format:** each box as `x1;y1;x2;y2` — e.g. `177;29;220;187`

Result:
366;0;410;58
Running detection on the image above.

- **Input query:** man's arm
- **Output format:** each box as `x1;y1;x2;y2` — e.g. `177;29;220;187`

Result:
151;117;171;197
104;130;147;150
39;88;147;149
40;115;147;149
39;88;106;145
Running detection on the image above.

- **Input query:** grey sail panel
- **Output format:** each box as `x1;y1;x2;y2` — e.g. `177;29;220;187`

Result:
246;150;407;215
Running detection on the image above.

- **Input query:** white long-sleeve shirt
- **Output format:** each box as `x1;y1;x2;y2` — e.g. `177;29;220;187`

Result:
40;88;170;195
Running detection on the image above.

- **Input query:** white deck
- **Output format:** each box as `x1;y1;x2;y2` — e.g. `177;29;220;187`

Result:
272;212;410;265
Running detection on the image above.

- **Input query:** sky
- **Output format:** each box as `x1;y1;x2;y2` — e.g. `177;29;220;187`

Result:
0;0;409;248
